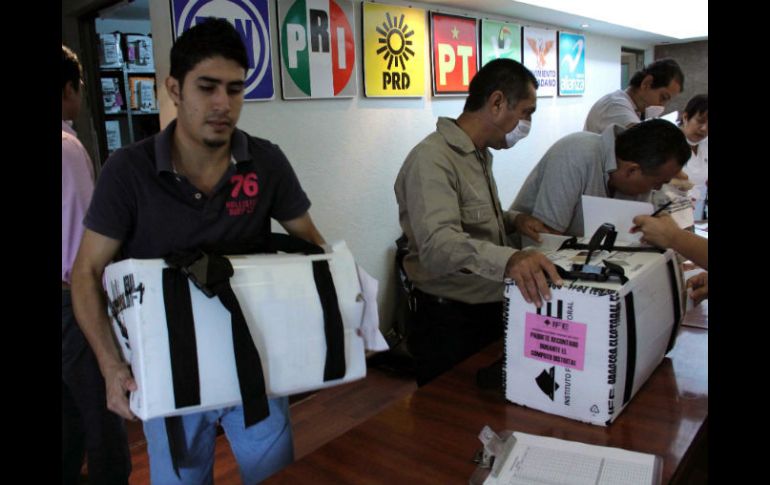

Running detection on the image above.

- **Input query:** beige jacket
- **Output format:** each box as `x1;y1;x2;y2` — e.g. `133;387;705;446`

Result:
394;117;521;304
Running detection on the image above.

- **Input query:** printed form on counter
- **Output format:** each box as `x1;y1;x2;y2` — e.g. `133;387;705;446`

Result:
483;431;661;485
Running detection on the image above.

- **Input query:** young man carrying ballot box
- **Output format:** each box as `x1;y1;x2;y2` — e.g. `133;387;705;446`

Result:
71;19;325;484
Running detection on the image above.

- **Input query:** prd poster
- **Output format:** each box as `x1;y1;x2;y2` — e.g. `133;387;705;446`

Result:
362;2;426;97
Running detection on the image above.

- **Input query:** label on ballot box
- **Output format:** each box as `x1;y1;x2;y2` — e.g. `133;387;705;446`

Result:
103;240;367;421
504;246;686;426
524;313;587;371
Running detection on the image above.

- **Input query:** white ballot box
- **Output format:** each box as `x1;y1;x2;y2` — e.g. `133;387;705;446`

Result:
103;241;367;421
504;244;685;426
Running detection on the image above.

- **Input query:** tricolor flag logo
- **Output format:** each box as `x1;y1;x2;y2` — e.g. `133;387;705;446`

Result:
278;0;357;99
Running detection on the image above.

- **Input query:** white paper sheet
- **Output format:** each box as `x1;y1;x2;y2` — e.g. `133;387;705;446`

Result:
693;222;708;239
355;264;389;351
659;111;679;124
683;267;708;314
484;431;660;485
657;186;695;229
669;207;694;229
582;195;653;243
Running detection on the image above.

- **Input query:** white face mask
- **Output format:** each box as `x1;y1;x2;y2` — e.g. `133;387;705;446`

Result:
505;119;531;148
644;105;665;120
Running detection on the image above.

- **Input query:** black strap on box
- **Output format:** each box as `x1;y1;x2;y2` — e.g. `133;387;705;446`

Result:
664;259;683;353
582;223;618;266
554;223;666;283
553;224;622;283
159;235;346;477
162;251;269;478
558;237;665;254
621;263;686;404
265;234;346;381
162;269;202;410
622;293;637;406
164;250;270;426
620;258;683;408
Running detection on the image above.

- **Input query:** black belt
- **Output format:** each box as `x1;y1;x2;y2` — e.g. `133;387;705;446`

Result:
412;288;476;308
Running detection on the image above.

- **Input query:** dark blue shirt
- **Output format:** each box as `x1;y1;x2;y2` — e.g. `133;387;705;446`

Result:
85;120;311;259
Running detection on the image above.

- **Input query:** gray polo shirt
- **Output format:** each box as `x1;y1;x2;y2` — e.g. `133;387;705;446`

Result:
583;89;640;133
394;117;521;304
511;124;648;237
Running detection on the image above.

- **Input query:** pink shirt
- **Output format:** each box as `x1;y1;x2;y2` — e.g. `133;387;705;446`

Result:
62;120;95;284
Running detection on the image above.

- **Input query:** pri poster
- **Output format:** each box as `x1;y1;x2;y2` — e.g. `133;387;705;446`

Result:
171;0;275;101
558;32;585;96
430;13;478;96
522;26;557;97
362;2;426;97
277;0;357;99
479;19;521;67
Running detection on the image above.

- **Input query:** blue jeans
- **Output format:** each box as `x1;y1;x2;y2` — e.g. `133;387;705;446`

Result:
143;398;293;484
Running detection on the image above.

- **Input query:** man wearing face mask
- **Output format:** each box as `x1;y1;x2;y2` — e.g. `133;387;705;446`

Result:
510;120;691;238
584;58;684;133
394;59;562;386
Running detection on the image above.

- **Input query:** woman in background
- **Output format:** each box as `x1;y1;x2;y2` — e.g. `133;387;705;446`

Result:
679;94;708;219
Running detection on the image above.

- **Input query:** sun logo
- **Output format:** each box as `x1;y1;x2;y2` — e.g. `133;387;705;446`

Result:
376;13;415;70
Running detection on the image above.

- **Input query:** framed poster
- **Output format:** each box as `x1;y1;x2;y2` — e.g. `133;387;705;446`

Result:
277;0;357;99
430;12;477;96
479;19;521;66
558;32;585;96
522;26;557;97
362;1;426;97
171;0;275;101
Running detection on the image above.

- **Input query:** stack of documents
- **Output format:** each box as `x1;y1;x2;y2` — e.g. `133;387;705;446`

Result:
483;431;661;485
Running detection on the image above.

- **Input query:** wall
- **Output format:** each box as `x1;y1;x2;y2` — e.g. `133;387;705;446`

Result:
145;1;655;332
655;40;708;116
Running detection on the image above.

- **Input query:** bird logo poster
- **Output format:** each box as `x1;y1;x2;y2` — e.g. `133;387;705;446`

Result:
522;26;557;97
479;19;521;66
